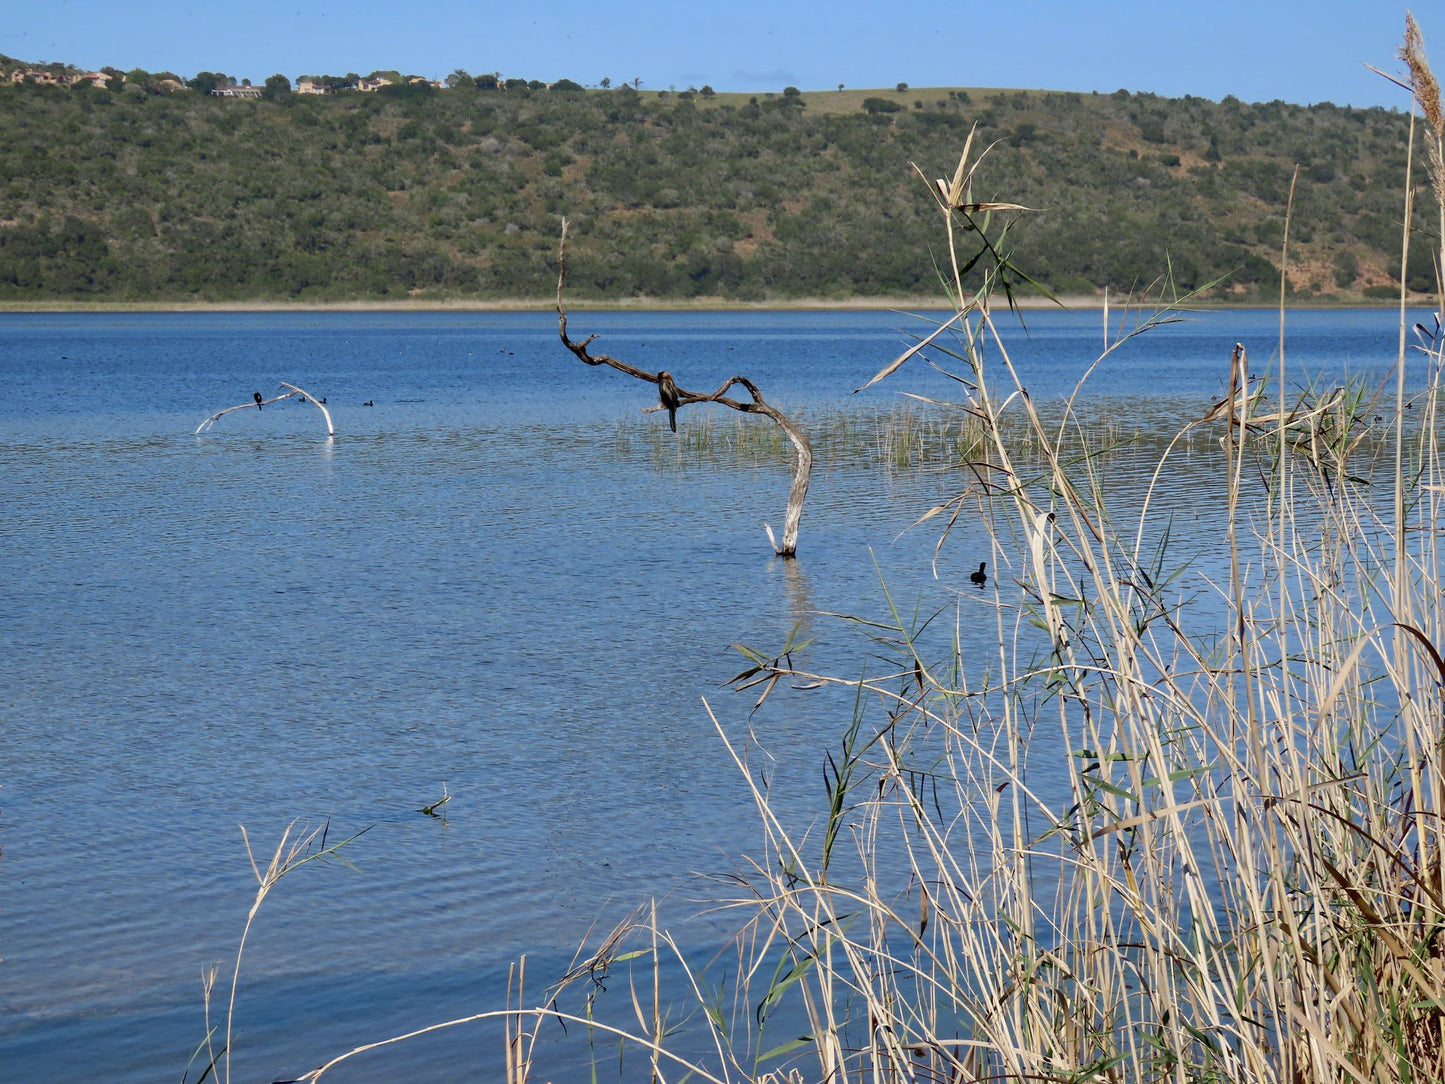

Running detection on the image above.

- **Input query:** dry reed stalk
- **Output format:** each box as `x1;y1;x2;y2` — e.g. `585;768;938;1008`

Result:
199;820;366;1084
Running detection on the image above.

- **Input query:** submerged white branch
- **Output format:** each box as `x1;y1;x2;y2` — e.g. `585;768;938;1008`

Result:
279;383;336;436
195;383;336;437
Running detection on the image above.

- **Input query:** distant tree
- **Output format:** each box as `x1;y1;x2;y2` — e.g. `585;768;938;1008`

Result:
1332;249;1359;289
863;96;903;114
474;72;499;90
263;73;291;100
632;77;642;90
187;71;229;94
504;77;528;91
700;85;715;98
783;86;801;98
102;66;126;91
599;76;611;89
551;78;583;92
895;82;908;93
445;69;471;88
838;83;844;92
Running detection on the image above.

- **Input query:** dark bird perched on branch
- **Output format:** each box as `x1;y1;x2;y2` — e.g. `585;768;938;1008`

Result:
657;371;680;433
253;391;264;411
970;561;987;588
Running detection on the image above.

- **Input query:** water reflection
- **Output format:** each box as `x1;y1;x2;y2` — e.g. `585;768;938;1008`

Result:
774;557;817;634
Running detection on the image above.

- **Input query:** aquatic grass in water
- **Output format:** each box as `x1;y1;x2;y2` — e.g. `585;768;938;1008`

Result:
607;402;1178;478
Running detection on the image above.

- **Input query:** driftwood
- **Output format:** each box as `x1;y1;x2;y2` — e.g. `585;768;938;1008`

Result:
195;382;336;436
554;219;813;557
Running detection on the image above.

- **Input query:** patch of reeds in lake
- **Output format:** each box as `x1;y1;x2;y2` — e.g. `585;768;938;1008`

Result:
608;402;1211;476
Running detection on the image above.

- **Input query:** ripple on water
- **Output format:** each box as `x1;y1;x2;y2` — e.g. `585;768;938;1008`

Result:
0;308;1429;1082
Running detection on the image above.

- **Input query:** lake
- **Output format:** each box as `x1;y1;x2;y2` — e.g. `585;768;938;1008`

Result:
0;306;1432;1082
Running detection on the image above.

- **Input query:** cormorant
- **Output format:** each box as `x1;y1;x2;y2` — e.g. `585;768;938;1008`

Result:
253;391;264;411
363;400;374;407
657;371;680;433
970;561;987;588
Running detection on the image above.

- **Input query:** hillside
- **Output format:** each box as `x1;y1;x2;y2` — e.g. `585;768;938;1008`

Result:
0;73;1433;304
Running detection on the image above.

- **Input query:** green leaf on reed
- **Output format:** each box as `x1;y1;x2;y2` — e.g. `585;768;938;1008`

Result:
758;1035;813;1061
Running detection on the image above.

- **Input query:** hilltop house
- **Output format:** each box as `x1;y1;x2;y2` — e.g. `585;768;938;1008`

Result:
355;76;393;92
212;83;263;98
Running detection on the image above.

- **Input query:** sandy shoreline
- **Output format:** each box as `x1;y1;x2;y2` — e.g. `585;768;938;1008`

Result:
0;293;1408;314
0;294;1084;314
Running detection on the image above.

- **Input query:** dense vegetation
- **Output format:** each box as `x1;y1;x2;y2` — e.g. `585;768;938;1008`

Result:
0;64;1435;303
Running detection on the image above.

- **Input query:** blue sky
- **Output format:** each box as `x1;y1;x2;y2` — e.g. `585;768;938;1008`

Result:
2;0;1431;110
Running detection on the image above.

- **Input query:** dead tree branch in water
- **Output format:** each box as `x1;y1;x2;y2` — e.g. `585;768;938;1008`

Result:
554;218;812;558
195;382;336;436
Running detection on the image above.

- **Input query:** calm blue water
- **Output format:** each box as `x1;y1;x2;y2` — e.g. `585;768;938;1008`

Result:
0;307;1433;1082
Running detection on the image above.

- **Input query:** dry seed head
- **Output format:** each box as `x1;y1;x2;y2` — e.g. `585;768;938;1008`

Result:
1402;12;1443;134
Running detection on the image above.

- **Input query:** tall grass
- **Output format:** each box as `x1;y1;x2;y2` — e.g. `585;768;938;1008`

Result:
665;25;1445;1083
219;19;1445;1084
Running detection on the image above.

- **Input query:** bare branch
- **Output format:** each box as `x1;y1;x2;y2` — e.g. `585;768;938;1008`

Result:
279;382;336;436
555;219;813;557
195;383;336;437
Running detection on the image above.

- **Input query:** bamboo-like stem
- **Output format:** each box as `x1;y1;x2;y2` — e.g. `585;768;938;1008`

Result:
1395;113;1416;680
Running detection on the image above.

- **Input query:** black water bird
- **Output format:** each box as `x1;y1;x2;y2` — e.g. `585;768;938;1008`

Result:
657;371;680;433
253;391;264;410
970;561;987;588
363;400;374;407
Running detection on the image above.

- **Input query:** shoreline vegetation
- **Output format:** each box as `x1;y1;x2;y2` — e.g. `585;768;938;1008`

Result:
1;54;1436;307
0;292;1434;314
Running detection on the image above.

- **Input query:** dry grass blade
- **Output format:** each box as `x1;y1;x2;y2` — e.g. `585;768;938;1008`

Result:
852;310;964;394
